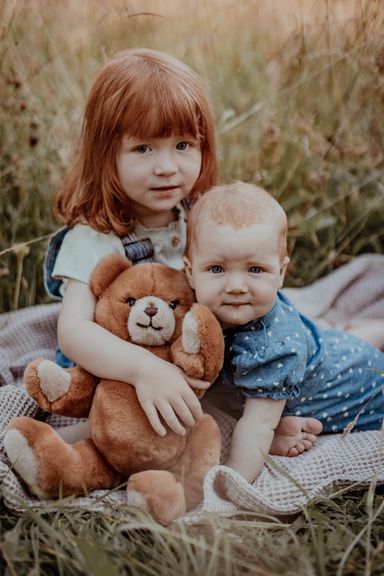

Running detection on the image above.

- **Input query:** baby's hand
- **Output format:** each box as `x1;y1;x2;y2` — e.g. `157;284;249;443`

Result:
133;355;207;437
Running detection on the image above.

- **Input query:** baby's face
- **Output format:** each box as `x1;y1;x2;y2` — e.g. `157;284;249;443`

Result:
185;220;289;329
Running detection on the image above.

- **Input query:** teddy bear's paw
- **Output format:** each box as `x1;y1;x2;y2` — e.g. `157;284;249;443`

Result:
3;419;45;498
182;310;201;354
127;470;186;525
38;360;71;401
5;417;120;499
25;359;71;408
126;488;149;512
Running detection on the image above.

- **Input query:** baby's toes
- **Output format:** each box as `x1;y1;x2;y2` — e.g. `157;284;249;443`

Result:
296;442;306;453
287;441;310;457
302;433;318;445
286;439;313;457
302;439;313;451
303;417;323;435
286;446;300;457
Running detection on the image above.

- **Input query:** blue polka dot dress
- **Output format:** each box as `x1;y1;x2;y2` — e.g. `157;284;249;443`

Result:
208;292;384;433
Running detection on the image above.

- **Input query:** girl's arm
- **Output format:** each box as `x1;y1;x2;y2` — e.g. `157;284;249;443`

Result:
225;397;286;483
58;279;208;436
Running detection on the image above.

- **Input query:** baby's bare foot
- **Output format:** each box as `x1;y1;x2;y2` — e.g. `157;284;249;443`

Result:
270;416;323;457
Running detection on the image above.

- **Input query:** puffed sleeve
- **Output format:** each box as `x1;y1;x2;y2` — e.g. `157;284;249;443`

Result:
230;329;308;400
52;224;125;285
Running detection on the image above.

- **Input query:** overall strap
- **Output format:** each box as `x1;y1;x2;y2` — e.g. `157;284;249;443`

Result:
121;232;154;264
44;226;71;300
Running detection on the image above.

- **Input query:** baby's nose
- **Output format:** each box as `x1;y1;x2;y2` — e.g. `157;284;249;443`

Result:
226;275;248;293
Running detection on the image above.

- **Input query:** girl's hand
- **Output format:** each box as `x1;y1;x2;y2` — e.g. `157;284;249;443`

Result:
133;355;209;436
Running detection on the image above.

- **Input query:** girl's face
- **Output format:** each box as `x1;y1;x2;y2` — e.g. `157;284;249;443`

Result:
117;134;202;228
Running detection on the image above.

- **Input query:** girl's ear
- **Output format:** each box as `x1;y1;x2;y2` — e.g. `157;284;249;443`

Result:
279;256;290;287
183;256;195;289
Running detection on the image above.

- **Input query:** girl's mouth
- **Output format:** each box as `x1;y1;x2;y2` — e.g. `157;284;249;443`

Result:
151;186;180;198
151;186;179;191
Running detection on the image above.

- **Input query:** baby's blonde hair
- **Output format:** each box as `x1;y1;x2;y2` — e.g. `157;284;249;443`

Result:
186;181;288;260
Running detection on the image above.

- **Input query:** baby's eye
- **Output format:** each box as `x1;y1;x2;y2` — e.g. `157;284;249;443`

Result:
209;265;224;274
134;144;150;153
249;266;263;274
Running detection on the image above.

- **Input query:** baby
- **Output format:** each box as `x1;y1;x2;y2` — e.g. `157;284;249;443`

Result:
184;182;384;483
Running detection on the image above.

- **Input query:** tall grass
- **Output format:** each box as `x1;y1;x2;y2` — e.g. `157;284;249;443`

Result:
1;0;383;312
1;488;384;575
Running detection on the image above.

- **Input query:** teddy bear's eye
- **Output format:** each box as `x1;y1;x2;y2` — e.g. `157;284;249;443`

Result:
169;299;180;310
126;297;136;306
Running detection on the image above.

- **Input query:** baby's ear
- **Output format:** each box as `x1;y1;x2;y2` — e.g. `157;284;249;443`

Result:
90;254;132;298
183;256;195;289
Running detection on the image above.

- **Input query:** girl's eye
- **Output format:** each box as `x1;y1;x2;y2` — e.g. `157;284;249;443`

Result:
249;266;263;274
134;144;150;153
176;141;189;151
126;297;136;306
169;299;180;310
209;265;224;274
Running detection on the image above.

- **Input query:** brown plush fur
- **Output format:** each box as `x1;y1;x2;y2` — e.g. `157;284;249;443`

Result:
7;255;224;524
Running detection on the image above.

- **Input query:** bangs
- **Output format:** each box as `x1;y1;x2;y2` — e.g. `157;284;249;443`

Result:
120;72;203;140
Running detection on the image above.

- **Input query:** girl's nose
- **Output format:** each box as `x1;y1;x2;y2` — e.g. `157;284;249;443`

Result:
154;152;178;176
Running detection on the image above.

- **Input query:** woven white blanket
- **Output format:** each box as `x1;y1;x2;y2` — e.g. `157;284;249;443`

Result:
1;254;383;517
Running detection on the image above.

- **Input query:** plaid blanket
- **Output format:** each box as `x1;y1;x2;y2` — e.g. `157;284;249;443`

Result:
1;254;383;518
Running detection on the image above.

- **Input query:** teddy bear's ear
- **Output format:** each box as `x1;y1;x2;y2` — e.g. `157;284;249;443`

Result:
90;254;132;298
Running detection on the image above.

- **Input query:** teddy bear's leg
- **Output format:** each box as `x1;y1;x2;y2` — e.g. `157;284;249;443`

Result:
4;416;121;499
126;415;221;524
171;414;221;511
24;358;99;417
127;470;186;525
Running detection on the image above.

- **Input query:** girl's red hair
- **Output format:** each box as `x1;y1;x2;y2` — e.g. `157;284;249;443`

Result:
54;48;217;236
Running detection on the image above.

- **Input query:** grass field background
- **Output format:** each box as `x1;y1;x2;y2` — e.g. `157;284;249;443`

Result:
1;0;383;312
1;1;384;574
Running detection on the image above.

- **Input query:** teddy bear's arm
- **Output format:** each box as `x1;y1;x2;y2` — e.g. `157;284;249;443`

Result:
24;359;99;418
170;303;224;384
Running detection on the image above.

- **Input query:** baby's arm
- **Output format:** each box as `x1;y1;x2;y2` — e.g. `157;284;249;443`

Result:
58;279;206;436
226;397;286;483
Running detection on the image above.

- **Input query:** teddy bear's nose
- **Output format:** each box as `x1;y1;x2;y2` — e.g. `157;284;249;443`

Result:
144;305;158;318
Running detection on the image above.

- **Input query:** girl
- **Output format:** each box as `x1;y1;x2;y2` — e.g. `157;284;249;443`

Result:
45;48;218;440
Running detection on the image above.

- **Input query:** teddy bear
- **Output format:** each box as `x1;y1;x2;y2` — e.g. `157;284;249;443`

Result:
4;254;224;524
